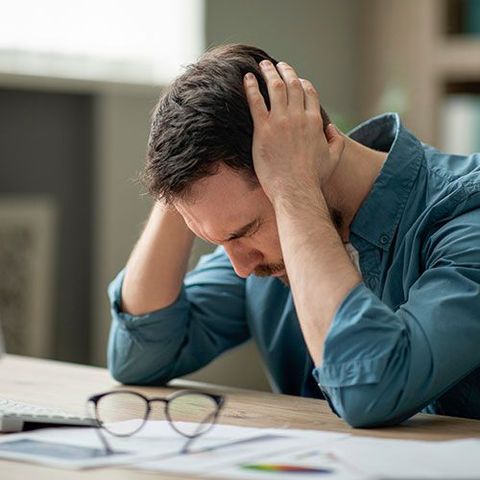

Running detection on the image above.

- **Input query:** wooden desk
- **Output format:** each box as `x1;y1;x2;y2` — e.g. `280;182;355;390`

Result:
1;355;480;479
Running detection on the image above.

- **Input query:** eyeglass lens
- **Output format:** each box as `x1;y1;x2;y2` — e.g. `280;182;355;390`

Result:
95;391;148;436
167;392;219;437
95;391;220;438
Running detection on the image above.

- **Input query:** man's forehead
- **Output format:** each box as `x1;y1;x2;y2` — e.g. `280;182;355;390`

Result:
174;167;264;242
177;167;258;213
176;197;257;242
187;165;257;202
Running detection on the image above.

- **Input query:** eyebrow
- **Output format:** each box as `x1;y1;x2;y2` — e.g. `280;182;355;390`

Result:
224;218;260;242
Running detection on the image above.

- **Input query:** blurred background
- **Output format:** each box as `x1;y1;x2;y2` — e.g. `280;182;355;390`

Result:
0;0;479;391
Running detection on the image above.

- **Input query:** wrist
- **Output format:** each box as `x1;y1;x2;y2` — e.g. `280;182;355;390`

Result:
152;201;195;239
272;184;329;219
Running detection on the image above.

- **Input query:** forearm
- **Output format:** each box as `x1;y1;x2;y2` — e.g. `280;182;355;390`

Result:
243;60;358;364
122;202;195;315
108;247;249;385
108;272;191;385
274;190;361;365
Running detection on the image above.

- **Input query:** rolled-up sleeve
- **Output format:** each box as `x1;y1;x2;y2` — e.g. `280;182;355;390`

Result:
108;246;249;385
313;210;480;427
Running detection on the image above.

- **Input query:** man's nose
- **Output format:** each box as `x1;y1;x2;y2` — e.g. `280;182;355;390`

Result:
224;244;262;278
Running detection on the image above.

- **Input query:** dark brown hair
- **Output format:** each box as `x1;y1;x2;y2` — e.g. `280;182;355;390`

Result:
143;44;330;203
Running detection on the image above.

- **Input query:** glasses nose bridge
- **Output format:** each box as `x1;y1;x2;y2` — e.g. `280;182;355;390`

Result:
148;397;168;406
145;397;169;420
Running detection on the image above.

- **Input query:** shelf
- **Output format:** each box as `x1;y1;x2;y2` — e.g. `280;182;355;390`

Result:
436;38;480;79
446;80;480;94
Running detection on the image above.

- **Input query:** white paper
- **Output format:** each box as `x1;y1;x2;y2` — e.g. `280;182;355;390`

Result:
2;418;480;479
0;420;181;469
329;436;480;479
134;423;356;479
210;442;365;480
0;420;297;470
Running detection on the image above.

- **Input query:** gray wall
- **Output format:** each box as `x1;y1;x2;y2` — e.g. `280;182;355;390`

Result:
206;0;361;127
0;88;94;363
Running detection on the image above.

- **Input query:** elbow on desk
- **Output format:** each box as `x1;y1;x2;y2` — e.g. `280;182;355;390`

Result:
107;342;172;386
340;404;404;429
108;360;137;385
107;333;140;385
107;322;174;386
107;352;139;385
108;358;173;386
325;385;413;429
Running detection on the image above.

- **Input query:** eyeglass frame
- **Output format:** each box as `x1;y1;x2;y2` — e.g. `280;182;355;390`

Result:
86;389;225;455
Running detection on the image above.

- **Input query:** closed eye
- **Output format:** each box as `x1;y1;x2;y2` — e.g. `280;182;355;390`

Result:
226;218;262;242
246;222;261;237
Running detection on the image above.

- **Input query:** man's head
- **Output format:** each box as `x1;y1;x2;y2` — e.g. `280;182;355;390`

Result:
143;44;332;283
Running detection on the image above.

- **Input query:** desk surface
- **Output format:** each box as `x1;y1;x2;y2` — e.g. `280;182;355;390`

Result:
1;355;480;479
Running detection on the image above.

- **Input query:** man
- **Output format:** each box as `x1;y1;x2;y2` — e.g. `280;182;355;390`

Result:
108;44;480;427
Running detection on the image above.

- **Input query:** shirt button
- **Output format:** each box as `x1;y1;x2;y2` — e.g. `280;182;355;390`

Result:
379;234;389;245
368;278;378;289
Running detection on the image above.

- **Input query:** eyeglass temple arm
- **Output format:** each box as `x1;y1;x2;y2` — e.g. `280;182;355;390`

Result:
86;401;114;455
179;408;222;455
95;423;114;455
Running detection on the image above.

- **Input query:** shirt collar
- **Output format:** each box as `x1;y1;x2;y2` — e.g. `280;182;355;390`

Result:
348;112;424;251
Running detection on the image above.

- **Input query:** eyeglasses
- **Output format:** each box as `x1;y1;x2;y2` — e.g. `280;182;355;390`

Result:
86;389;225;454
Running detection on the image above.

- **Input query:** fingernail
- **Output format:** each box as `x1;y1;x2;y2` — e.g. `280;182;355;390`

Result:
244;72;254;81
260;60;271;68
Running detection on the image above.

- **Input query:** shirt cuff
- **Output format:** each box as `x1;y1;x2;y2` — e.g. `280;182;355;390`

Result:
108;269;190;341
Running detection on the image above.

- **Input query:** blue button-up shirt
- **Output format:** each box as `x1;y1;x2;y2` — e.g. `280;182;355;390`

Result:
108;113;480;427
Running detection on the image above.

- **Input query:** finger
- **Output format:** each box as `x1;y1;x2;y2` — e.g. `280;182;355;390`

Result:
300;79;320;115
276;62;304;112
325;122;336;144
326;124;345;161
259;60;287;113
244;72;268;123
